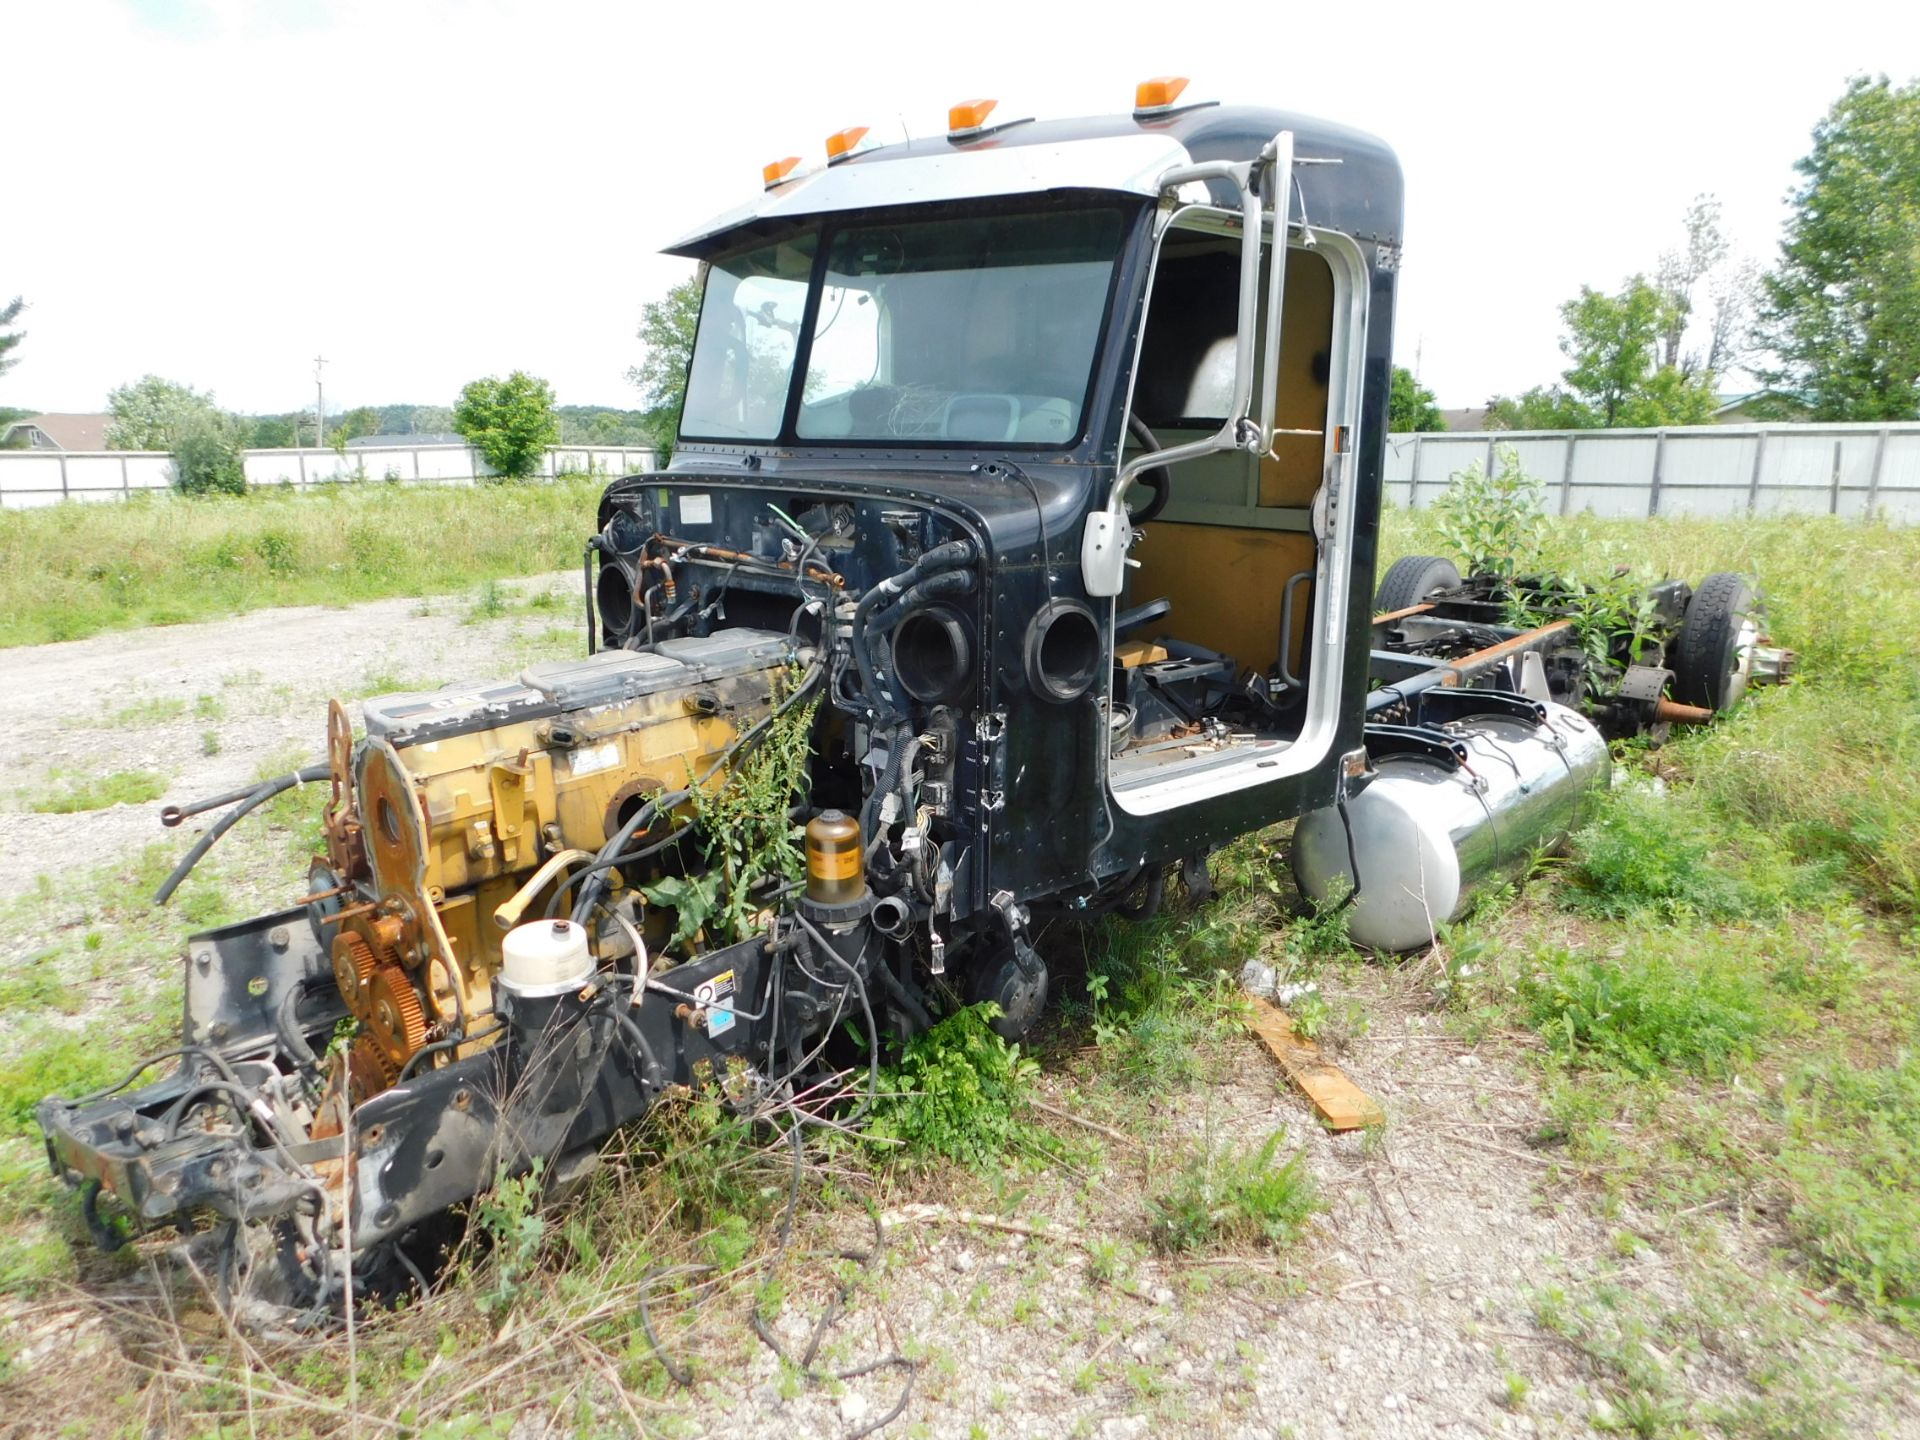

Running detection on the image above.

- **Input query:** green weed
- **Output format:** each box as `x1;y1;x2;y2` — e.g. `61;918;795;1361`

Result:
26;769;166;814
473;1160;547;1319
1777;1047;1920;1311
867;1005;1041;1168
1520;938;1770;1078
1146;1129;1319;1255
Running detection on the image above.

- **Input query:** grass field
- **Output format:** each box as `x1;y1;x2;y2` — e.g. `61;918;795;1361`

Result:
0;488;1915;1435
0;476;605;647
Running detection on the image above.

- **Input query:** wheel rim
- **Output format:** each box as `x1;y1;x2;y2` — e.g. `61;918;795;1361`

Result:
1722;615;1760;710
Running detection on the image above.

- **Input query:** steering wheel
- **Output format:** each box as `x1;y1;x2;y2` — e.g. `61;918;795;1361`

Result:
1125;415;1172;524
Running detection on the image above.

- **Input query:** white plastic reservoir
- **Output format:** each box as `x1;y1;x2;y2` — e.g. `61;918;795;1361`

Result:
500;918;595;997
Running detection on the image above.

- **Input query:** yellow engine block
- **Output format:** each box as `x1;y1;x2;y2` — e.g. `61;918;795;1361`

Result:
318;629;794;1088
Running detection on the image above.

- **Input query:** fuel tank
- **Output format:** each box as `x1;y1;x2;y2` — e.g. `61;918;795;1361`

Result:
1293;701;1608;951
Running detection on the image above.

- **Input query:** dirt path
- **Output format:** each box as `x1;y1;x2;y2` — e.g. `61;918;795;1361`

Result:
702;968;1920;1440
0;573;579;898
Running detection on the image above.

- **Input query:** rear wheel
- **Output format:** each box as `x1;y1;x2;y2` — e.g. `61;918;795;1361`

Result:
1374;554;1461;614
1670;572;1760;712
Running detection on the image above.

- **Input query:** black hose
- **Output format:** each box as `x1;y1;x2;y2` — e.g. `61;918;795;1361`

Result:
571;656;823;923
153;764;330;905
275;977;321;1074
849;540;975;721
873;964;935;1034
583;542;599;655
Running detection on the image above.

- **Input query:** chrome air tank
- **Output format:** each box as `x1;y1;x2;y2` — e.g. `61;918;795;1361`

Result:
1293;701;1609;951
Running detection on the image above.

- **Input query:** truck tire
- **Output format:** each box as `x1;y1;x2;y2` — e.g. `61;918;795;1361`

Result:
1670;572;1759;712
1374;555;1461;614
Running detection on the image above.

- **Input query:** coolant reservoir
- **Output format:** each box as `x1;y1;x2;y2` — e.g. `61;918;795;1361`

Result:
500;918;594;997
804;810;866;906
1294;701;1608;951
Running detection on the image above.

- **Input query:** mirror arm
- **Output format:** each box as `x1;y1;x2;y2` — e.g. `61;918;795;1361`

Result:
1104;159;1263;513
1256;131;1297;454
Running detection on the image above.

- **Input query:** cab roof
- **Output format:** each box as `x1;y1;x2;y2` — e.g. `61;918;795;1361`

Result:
665;103;1403;257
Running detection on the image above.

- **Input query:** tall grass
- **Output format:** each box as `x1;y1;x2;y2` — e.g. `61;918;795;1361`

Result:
1387;505;1920;1314
0;476;607;647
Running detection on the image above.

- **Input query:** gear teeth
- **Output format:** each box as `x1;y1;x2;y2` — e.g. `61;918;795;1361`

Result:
332;932;377;998
366;963;428;1070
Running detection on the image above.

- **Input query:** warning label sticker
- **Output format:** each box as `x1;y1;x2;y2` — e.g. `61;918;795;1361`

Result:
566;741;621;778
694;969;736;1037
679;493;713;526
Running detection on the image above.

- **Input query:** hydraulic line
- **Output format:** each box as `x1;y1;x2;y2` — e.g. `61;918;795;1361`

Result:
571;655;823;923
154;764;330;905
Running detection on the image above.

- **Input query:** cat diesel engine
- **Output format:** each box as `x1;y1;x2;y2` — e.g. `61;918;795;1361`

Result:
39;82;1776;1308
314;631;796;1098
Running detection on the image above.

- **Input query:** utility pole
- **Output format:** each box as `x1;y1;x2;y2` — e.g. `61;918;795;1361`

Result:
313;355;327;448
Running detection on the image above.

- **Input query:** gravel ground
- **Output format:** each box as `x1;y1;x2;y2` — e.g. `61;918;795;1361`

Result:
1;586;1915;1438
0;573;580;898
693;975;1920;1440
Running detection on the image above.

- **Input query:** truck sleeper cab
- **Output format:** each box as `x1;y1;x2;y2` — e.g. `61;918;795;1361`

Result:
641;95;1403;942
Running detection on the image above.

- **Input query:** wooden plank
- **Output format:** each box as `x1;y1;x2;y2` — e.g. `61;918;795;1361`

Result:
1246;996;1385;1132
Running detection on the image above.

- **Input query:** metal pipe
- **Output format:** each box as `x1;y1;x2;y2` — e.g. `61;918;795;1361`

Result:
153;764;330;904
1256;130;1298;453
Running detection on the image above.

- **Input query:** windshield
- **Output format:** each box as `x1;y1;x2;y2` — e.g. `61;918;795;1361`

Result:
680;233;817;440
678;205;1127;448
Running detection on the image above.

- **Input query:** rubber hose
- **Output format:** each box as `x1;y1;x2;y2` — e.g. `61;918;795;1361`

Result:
154;764;330;905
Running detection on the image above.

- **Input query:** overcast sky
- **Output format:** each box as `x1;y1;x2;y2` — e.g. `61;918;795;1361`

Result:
4;0;1915;419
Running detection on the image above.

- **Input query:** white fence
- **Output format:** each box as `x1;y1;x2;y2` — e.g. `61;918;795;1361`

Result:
1386;422;1920;521
0;443;657;509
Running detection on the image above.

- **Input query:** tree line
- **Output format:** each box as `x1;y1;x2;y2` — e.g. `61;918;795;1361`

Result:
1390;74;1920;433
4;74;1915;470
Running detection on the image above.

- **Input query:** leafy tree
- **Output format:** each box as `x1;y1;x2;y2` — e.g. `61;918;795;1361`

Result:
107;375;221;450
453;371;559;479
0;296;25;378
1484;386;1593;431
1388;366;1446;431
329;405;384;448
1757;76;1920;421
247;415;298;448
1487;277;1718;429
627;273;703;456
1654;196;1729;371
170;411;249;496
410;405;457;436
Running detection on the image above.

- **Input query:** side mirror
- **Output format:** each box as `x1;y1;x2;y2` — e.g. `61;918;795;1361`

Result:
1081;502;1134;597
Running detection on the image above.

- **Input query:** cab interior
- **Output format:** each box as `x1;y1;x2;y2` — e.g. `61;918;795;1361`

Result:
1107;221;1339;804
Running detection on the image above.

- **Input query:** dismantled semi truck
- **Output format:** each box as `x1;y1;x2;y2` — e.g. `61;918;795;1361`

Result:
39;80;1777;1304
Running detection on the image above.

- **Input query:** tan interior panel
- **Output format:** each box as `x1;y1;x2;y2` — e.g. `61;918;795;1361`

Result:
1259;247;1335;509
1128;524;1317;675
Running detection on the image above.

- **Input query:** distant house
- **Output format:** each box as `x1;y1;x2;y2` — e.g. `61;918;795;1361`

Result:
1711;392;1806;424
0;412;115;450
345;432;469;448
1437;406;1488;433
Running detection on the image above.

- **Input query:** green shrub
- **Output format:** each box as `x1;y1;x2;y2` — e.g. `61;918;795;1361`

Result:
1778;1048;1920;1311
170;411;249;497
1147;1129;1319;1254
1520;940;1770;1078
1566;784;1805;923
867;1005;1040;1167
454;371;560;480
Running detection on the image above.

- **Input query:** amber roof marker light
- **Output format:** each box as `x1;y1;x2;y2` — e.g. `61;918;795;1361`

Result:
825;125;870;165
762;155;802;190
947;98;998;139
1133;75;1191;116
